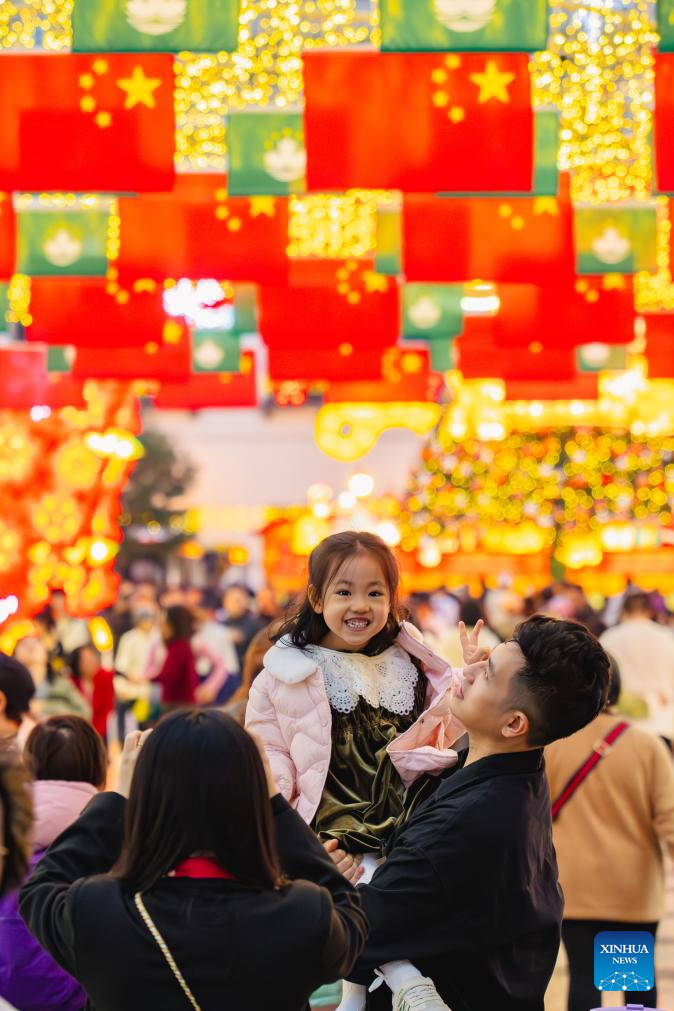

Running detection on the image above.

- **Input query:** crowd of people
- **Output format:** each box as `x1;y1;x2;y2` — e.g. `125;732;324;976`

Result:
0;537;672;1011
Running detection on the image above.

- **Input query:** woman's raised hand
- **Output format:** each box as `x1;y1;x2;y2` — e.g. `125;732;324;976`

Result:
116;729;153;799
458;619;491;664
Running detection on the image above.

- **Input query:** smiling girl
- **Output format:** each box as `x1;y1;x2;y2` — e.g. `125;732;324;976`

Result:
247;531;485;1010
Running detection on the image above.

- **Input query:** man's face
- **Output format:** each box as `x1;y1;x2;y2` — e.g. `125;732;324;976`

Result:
225;588;249;619
450;640;528;740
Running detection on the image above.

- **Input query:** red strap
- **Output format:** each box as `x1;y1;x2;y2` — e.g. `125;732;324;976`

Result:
551;721;629;821
171;857;235;880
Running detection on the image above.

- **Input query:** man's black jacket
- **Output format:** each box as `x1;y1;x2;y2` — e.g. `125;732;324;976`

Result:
348;748;564;1011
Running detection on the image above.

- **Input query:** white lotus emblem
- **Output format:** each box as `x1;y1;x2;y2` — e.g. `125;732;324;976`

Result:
43;228;83;267
194;339;224;370
125;0;188;36
580;342;611;368
433;0;497;33
592;227;631;265
408;296;442;330
263;137;307;184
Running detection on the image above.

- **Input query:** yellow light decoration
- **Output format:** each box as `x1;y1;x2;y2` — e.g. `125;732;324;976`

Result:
54;439;102;490
288;191;395;261
292;514;330;556
532;1;655;204
556;532;604;571
87;615;113;651
316;402;442;462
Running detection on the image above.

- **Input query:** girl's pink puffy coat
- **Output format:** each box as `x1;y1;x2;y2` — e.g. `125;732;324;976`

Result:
245;622;466;824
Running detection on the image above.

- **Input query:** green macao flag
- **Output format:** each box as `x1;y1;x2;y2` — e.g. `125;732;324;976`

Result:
380;0;549;52
574;206;658;275
192;331;241;374
17;210;109;277
658;0;674;51
228;113;306;197
47;346;77;374
0;284;8;333
402;283;464;340
232;283;258;335
72;0;240;52
375;207;403;276
576;344;628;373
532;109;559;196
429;338;457;371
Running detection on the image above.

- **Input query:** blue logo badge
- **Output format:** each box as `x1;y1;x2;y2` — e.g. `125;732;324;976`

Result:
594;931;655;993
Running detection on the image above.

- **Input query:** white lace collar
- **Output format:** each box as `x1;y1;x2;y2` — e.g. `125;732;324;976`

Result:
306;643;419;716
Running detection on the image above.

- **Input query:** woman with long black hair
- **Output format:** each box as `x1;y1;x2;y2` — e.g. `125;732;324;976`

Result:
20;710;367;1011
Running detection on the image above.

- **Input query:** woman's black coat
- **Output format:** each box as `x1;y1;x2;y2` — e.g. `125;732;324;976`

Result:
20;792;367;1011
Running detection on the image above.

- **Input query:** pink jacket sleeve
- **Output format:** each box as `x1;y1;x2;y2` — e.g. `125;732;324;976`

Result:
245;670;298;803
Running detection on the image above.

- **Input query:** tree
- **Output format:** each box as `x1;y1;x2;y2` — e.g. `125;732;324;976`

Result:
117;428;196;572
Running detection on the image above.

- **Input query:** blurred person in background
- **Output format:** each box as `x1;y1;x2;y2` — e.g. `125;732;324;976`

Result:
70;646;115;744
0;655;36;755
483;580;525;641
600;592;674;748
114;604;160;740
101;580;135;653
33;606;66;675
0;716;107;1011
12;638;90;724
192;591;240;705
257;585;283;623
225;622;278;724
546;662;674;1011
151;605;198;710
49;591;90;657
219;584;265;670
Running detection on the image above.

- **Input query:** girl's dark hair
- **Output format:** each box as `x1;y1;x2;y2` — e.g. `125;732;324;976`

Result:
274;530;404;655
112;710;282;893
68;644;100;683
24;716;107;789
0;758;32;896
164;605;194;643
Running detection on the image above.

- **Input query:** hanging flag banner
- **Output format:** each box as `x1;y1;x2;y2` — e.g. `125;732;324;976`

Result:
117;176;289;283
655;54;674;192
17;209;110;277
192;331;242;373
402;283;464;340
72;0;241;53
576;343;628;373
0;345;48;408
0;195;15;281
46;345;77;373
403;174;574;283
303;51;534;192
73;324;191;380
154;358;257;409
0;54;175;192
574;206;658;275
228;112;306;196
380;0;549;53
375;206;403;276
658;0;674;51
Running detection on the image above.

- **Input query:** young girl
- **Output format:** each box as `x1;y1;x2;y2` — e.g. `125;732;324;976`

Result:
246;531;486;1011
70;644;115;743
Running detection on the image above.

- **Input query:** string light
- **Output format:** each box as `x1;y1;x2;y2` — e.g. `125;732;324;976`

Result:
288;190;395;260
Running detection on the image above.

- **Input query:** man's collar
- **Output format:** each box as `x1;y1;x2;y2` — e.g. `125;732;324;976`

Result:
440;747;544;791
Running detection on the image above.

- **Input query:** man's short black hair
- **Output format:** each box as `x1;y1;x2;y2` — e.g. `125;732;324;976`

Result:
0;654;35;724
509;615;610;747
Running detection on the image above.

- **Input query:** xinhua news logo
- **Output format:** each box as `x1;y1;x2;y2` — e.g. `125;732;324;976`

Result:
594;931;655;993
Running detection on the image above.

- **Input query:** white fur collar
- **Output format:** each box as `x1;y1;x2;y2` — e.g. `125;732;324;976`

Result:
263;637;320;685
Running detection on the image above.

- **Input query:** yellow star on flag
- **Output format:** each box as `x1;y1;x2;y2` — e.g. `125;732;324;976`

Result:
249;196;277;218
116;66;162;110
362;271;390;294
469;61;516;104
602;274;626;290
533;197;559;216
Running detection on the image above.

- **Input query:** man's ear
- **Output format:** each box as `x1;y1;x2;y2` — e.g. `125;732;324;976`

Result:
307;585;323;614
502;710;529;742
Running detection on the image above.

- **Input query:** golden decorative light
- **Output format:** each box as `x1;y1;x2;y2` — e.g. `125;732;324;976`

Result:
288;190;395;260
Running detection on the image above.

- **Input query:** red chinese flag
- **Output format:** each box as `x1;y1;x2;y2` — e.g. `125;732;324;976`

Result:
303;52;533;192
0;346;47;408
26;279;170;347
0;54;175;192
43;376;87;409
0;194;15;280
260;275;399;382
154;354;257;409
118;178;289;283
643;315;674;378
73;327;191;381
655;55;674;192
403;177;573;284
323;349;442;402
457;336;576;381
